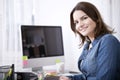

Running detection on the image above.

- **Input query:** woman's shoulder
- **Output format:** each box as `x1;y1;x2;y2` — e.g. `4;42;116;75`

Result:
102;34;119;41
102;34;115;38
100;34;120;44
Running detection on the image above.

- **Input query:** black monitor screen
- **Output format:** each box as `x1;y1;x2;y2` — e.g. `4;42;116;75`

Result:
21;25;64;59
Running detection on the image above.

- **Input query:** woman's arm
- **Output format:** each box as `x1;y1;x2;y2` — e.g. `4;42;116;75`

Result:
96;35;120;80
59;74;85;80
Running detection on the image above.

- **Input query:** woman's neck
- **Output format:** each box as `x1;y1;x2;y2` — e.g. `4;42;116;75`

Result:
88;34;95;42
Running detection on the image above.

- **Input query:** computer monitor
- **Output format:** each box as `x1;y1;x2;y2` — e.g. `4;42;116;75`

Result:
21;25;64;70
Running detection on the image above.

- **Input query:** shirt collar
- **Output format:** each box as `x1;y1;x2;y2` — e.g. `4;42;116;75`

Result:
92;35;103;47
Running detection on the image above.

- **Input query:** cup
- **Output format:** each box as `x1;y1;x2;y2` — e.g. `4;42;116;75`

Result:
56;62;64;74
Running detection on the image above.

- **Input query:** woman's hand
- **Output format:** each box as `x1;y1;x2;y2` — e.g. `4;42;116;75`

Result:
59;76;71;80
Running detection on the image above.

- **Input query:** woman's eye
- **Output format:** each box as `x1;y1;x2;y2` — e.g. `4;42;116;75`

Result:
74;21;78;25
83;16;88;20
84;17;88;19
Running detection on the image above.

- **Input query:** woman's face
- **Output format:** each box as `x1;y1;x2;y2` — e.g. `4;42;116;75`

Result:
73;10;96;38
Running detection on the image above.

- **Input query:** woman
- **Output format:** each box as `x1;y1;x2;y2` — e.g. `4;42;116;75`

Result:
59;1;120;80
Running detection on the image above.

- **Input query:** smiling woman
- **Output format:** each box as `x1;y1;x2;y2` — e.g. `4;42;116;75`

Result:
73;10;96;41
70;2;114;46
59;1;120;80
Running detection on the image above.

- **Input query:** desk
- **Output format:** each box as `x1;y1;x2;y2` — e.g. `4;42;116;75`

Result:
16;72;76;80
16;71;59;80
44;72;79;80
16;68;80;80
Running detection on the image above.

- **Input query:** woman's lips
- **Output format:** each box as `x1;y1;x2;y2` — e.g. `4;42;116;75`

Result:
80;26;88;32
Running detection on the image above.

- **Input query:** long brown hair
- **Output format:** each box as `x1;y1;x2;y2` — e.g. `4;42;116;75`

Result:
70;2;113;47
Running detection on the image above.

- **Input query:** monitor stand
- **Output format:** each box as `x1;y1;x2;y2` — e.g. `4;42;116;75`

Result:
32;67;43;73
32;66;45;78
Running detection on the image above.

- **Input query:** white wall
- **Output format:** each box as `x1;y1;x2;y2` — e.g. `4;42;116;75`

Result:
0;0;4;65
111;0;120;40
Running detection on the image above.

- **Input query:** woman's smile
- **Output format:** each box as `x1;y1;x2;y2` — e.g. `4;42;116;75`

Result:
80;26;88;32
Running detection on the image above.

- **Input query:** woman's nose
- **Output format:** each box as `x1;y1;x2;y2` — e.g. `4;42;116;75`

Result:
76;21;83;30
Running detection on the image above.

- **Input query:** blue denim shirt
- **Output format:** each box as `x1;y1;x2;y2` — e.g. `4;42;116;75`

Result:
69;34;120;80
